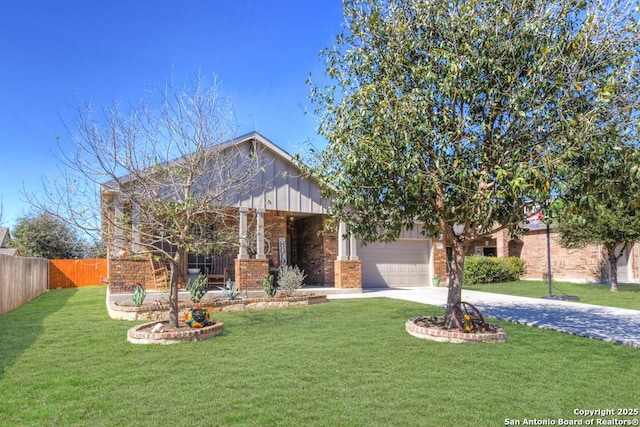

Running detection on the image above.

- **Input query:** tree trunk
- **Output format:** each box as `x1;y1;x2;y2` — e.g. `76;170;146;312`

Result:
168;249;185;328
444;243;465;328
607;245;620;293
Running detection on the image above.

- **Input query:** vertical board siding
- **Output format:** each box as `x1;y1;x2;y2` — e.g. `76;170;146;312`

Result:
0;255;49;315
49;259;108;289
238;146;331;214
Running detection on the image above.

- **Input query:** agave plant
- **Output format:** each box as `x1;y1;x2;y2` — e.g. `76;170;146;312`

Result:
218;280;242;300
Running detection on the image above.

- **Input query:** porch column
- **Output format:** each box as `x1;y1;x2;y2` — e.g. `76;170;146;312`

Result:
238;207;249;259
256;208;266;259
335;221;362;289
338;221;348;260
113;197;124;255
131;203;140;254
349;233;358;260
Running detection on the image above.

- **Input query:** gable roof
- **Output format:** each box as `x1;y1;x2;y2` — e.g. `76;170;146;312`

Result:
0;227;9;248
235;132;331;214
0;248;19;256
100;132;332;215
0;227;19;256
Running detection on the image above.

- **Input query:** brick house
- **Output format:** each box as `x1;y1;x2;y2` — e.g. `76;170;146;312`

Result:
104;132;438;293
103;132;638;293
431;218;640;284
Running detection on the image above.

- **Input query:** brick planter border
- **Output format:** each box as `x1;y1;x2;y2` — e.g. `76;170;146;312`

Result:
406;316;507;343
109;294;328;321
127;321;224;345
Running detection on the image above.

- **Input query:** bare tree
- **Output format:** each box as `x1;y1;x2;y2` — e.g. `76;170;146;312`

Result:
29;76;261;327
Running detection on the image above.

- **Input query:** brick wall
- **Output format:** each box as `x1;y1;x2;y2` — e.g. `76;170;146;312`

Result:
334;260;362;288
295;215;336;286
432;229;607;283
235;258;270;290
108;258;151;293
432;240;448;282
322;225;337;286
264;210;287;269
109;257;187;293
517;229;602;281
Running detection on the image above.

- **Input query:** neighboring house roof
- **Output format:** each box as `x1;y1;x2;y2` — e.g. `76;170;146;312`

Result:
0;228;19;256
0;227;9;247
0;248;20;256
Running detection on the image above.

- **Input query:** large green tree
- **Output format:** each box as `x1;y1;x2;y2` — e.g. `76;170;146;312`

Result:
12;213;84;259
557;144;640;292
309;0;640;325
555;20;640;292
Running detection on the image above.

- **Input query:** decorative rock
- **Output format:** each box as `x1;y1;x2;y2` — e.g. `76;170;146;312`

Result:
151;323;164;333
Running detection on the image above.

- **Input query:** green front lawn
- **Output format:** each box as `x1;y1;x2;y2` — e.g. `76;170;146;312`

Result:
465;280;640;310
1;287;639;426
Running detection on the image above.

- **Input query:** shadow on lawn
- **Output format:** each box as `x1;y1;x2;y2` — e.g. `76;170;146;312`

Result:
0;288;77;379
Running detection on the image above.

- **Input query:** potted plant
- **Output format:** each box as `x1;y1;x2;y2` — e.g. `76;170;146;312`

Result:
432;275;441;287
132;282;146;306
184;306;211;328
185;274;211;328
187;273;208;304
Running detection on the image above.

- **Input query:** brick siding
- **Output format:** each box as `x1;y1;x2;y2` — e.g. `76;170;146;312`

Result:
108;258;151;293
235;258;270;290
433;228;608;283
334;260;362;288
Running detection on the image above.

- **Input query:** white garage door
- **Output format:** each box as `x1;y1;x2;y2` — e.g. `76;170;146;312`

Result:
359;239;431;288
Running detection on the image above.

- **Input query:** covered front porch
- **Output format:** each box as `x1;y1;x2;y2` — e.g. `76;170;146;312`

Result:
106;208;362;293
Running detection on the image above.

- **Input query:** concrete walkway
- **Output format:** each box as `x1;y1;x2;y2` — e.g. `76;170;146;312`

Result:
327;287;640;348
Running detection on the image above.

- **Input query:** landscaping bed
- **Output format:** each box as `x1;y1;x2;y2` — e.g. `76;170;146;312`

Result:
127;320;224;344
108;293;328;321
406;315;507;343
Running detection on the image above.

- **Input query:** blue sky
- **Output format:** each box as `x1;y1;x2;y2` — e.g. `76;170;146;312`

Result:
0;1;343;228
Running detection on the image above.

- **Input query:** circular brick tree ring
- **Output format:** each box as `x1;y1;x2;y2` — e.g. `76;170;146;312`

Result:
127;320;224;345
406;316;507;344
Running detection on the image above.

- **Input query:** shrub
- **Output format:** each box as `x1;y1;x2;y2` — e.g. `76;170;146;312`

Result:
263;274;277;297
463;256;526;286
277;265;307;296
503;257;526;279
187;274;208;303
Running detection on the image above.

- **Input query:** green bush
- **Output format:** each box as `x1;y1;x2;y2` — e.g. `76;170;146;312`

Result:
503;257;526;279
187;274;208;303
263;274;277;297
463;256;526;286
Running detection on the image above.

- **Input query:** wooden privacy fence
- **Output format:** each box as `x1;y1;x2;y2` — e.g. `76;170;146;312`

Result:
0;255;49;315
50;258;108;289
